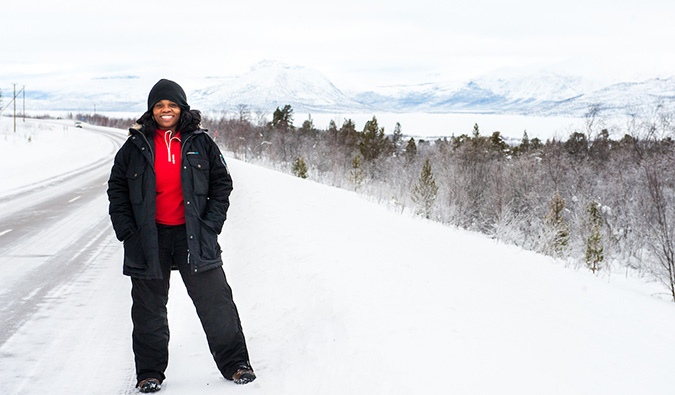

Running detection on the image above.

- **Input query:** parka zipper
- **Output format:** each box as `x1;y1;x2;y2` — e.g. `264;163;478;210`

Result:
181;131;199;273
181;132;197;160
136;131;155;165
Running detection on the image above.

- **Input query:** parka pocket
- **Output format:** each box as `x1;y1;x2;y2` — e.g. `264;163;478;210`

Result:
123;228;146;269
199;219;222;261
126;166;145;204
187;157;210;196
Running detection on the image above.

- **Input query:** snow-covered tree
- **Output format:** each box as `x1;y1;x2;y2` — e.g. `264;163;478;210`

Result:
411;158;439;219
291;157;308;179
544;191;570;258
347;154;366;190
585;200;604;273
392;122;403;155
405;137;417;163
645;160;675;301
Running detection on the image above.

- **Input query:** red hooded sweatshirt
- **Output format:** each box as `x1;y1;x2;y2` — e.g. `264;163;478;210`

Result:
154;129;185;225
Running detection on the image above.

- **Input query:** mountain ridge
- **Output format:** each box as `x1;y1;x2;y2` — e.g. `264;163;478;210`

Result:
14;60;675;118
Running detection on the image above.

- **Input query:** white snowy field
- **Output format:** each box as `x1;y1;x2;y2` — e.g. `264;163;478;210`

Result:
1;118;675;394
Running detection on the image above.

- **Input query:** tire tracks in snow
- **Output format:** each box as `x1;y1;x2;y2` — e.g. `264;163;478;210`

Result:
0;215;112;344
0;124;126;343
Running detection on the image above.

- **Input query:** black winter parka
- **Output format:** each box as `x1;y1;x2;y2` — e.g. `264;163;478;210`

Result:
107;125;233;279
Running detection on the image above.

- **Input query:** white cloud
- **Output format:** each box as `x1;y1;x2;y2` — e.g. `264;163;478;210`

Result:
1;0;674;92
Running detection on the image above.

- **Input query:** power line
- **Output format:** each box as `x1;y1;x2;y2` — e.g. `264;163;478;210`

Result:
0;84;26;132
0;85;25;114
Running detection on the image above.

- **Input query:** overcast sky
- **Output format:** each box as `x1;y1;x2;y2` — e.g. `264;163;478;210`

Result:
1;0;674;93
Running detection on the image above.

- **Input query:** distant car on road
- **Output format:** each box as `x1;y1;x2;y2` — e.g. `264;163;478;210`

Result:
75;121;83;128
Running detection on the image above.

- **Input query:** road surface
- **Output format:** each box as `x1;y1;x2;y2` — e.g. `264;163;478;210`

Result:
0;122;137;394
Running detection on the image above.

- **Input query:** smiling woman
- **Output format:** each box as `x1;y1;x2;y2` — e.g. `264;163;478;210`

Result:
107;79;256;393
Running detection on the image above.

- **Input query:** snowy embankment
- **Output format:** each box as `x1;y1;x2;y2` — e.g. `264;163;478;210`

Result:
1;117;675;395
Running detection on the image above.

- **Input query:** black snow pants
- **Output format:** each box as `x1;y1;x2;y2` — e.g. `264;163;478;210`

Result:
131;223;251;385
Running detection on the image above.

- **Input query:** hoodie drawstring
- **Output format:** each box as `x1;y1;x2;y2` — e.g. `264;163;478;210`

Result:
164;130;181;164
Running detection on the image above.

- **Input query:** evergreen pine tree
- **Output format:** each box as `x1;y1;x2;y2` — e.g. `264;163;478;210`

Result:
392;122;403;155
339;119;358;149
530;137;542;150
411;158;439;219
472;123;480;139
544;191;570;257
271;105;294;131
300;115;315;134
358;116;387;161
520;131;530;153
347;154;366;190
585;200;604;273
327;119;338;142
489;131;508;152
470;123;486;150
405;137;417;163
291;157;308;179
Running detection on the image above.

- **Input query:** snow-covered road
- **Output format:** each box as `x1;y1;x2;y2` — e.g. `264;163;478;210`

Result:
0;123;125;341
0;121;136;393
2;118;675;395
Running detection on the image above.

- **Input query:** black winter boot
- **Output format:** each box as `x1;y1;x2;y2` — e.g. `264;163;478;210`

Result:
232;367;256;385
138;378;161;393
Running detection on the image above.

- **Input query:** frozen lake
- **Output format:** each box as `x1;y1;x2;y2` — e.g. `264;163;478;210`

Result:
303;112;585;141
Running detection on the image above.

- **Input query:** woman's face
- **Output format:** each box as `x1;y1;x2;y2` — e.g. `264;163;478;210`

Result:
152;100;181;131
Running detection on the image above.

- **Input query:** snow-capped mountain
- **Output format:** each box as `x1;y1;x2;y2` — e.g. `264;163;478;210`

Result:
351;68;675;116
350;68;595;114
544;76;675;115
190;60;364;113
15;60;675;118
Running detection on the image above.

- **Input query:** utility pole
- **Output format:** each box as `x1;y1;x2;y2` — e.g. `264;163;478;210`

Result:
13;83;16;133
0;84;24;123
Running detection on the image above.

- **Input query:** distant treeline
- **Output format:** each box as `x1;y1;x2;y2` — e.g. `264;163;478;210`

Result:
76;113;137;130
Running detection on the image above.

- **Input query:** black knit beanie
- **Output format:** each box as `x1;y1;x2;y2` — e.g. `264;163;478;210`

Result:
147;79;190;111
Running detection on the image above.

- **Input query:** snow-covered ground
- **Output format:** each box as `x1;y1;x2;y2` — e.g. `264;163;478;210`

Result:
1;117;675;395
